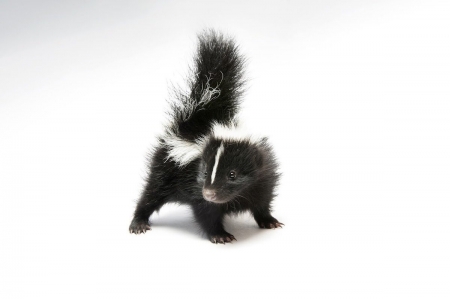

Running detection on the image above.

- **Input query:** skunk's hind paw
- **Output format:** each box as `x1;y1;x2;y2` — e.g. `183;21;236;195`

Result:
257;218;284;229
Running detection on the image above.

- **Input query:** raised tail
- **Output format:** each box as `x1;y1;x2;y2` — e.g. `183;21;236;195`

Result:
167;30;246;142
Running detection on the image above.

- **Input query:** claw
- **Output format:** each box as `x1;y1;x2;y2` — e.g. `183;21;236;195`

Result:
210;233;235;244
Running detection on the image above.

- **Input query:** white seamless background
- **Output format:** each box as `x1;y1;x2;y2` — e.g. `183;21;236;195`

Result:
0;1;449;298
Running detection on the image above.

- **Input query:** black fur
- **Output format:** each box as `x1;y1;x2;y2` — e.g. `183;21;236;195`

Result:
129;30;282;244
168;30;245;141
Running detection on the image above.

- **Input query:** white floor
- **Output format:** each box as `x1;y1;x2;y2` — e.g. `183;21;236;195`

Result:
1;1;449;298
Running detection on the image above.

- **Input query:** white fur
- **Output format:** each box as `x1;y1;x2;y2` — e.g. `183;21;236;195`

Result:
211;121;261;144
164;134;205;167
211;142;224;184
177;77;221;122
199;79;221;106
163;121;262;167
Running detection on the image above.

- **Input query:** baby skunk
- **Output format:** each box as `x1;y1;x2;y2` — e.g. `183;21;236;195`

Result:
129;30;282;244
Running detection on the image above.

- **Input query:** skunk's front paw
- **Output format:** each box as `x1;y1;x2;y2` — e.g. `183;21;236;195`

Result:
209;232;236;244
257;217;284;229
129;218;151;234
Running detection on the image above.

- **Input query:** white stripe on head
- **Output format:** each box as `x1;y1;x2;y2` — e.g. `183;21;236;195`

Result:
211;142;224;184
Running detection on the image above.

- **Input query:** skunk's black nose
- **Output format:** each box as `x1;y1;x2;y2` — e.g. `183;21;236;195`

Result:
202;188;217;201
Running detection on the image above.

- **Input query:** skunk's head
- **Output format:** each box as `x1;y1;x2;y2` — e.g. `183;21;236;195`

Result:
198;138;263;203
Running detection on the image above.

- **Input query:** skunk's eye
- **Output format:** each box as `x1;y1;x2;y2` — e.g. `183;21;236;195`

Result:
204;171;208;178
228;171;236;180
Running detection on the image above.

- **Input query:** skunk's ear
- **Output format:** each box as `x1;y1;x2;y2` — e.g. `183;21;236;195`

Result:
253;147;264;168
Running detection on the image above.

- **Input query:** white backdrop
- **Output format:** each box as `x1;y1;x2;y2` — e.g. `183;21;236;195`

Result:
1;0;449;298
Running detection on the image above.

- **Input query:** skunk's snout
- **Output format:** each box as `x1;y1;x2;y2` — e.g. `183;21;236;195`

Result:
202;188;217;202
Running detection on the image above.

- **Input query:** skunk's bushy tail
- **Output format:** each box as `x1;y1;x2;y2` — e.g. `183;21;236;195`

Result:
168;30;246;141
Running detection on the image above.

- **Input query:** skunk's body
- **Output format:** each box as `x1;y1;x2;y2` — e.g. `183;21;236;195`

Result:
129;30;282;243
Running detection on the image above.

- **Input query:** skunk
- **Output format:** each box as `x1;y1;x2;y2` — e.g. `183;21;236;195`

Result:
129;30;282;243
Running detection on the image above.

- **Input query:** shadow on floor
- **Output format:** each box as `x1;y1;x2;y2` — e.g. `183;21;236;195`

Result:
150;207;266;242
